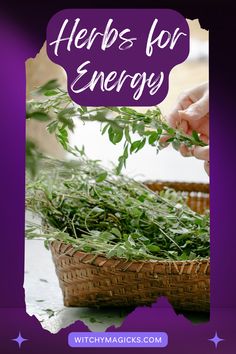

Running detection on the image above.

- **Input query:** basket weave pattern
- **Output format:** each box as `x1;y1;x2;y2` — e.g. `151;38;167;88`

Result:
50;181;210;312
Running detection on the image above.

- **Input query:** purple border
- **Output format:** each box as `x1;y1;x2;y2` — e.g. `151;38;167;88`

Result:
1;6;236;354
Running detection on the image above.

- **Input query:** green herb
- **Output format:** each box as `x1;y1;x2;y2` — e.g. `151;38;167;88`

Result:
89;317;102;323
26;139;43;177
26;81;207;175
26;156;209;261
43;308;55;318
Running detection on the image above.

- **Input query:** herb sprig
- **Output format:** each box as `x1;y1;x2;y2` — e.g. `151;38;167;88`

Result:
26;80;207;175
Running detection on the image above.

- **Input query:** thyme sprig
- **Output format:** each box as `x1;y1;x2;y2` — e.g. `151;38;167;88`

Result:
26;80;207;175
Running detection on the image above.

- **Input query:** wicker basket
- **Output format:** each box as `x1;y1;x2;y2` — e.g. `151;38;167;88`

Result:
50;181;210;312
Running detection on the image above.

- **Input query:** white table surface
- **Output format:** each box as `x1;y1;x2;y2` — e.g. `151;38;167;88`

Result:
24;239;132;333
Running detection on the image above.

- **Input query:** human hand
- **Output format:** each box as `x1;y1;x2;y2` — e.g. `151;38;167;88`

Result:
165;83;209;175
192;146;209;175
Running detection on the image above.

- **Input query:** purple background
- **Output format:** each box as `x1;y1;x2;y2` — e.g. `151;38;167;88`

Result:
1;2;236;354
47;9;189;106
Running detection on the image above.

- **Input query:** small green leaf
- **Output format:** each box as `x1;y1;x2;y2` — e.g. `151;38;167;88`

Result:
130;207;142;218
192;130;201;142
43;90;59;96
166;137;174;143
81;106;88;113
47;120;58;133
56;127;69;150
147;244;160;252
57;108;75;130
101;123;110;135
130;140;141;153
179;252;188;260
27;111;50;122
107;106;120;113
127;235;135;246
130;138;146;153
99;231;116;241
166;127;175;135
38;79;59;94
116;156;125;175
58;127;68;139
116;245;126;257
137;122;145;135
107;247;117;258
148;132;158;145
111;228;122;238
124;126;131;143
108;126;123;144
120;107;137;115
123;145;129;159
96;172;108;183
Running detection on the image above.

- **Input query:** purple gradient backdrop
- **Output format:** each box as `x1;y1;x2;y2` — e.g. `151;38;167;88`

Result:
0;3;236;354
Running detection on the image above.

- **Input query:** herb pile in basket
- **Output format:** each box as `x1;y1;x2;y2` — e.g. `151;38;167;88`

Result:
26;156;209;261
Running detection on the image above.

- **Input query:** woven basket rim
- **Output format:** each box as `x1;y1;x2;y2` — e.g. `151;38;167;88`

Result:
50;240;210;266
145;180;209;193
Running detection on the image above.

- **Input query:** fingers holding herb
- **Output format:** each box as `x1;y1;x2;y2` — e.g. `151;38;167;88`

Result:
163;83;209;174
167;83;209;127
179;144;194;158
192;146;210;176
204;160;210;175
192;146;209;161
